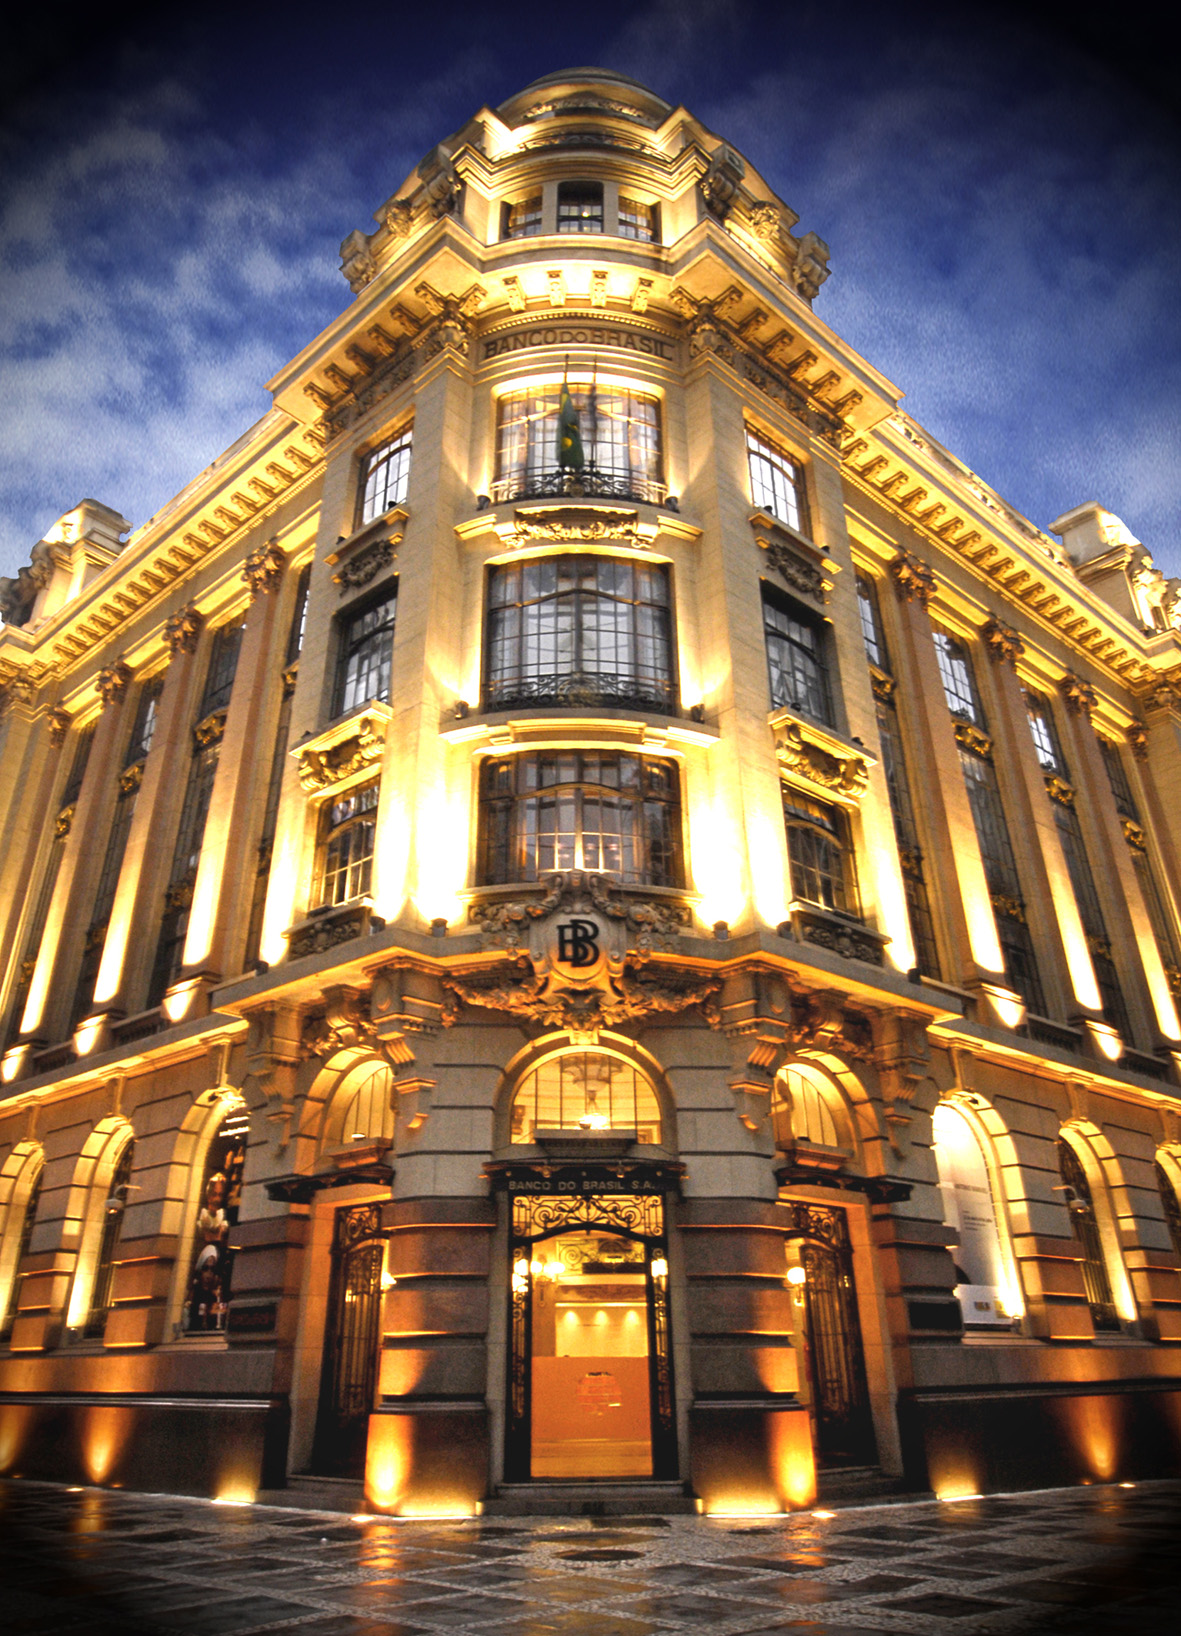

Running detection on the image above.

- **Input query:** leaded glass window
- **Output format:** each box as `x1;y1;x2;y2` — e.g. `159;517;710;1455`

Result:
510;1052;661;1144
479;752;682;887
1058;1138;1120;1333
358;427;412;526
747;428;807;534
313;779;379;907
933;630;983;724
504;195;543;238
618;197;657;241
493;387;662;504
783;791;857;915
485;555;674;713
763;583;832;723
557;182;603;233
334;589;397;716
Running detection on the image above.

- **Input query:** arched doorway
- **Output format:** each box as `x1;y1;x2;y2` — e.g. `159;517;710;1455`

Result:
507;1192;675;1481
785;1204;876;1468
312;1200;388;1476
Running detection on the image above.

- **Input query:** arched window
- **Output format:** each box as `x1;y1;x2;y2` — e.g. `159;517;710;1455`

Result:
1058;1137;1120;1333
0;1163;43;1337
182;1105;249;1333
510;1051;661;1145
84;1141;135;1338
1156;1158;1181;1263
771;1064;847;1152
333;1062;395;1148
932;1102;1013;1327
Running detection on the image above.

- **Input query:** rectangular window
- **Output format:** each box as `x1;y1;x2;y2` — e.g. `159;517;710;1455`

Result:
958;745;1047;1015
493;386;662;505
199;622;244;719
1098;737;1138;821
856;572;887;671
61;723;96;808
747;428;807;535
762;583;833;724
933;630;983;724
147;742;220;1009
504;196;543;238
358;427;412;527
125;676;163;768
617;197;657;241
286;563;312;665
1025;692;1065;775
5;832;67;1045
334;588;397;716
479;752;682;888
313;779;380;907
783;791;857;916
876;700;940;977
484;555;674;714
557;182;603;233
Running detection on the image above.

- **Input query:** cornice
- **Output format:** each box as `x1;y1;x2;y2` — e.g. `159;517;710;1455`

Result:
841;417;1174;696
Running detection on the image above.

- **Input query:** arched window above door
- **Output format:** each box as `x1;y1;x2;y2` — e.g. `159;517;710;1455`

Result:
510;1051;662;1145
325;1061;395;1150
932;1101;1016;1327
771;1064;850;1154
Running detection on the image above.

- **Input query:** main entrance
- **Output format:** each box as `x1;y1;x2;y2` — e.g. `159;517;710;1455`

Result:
786;1202;876;1468
506;1189;676;1482
311;1201;386;1476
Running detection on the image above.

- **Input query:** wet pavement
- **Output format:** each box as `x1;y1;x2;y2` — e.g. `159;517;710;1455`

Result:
3;1477;1180;1636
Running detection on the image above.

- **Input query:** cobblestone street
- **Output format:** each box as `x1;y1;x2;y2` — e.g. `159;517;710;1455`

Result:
3;1478;1179;1636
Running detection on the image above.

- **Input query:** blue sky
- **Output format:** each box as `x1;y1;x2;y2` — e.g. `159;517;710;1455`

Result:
1;0;1178;581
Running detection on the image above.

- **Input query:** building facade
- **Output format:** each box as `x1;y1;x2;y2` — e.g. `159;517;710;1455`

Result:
2;67;1181;1515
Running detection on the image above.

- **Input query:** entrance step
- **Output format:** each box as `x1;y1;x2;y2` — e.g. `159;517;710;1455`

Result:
815;1466;921;1507
255;1474;366;1514
486;1480;698;1516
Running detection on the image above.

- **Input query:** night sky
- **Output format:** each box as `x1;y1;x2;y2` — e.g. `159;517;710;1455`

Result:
1;0;1178;582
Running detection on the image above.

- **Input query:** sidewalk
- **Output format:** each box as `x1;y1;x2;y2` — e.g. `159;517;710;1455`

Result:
3;1476;1179;1636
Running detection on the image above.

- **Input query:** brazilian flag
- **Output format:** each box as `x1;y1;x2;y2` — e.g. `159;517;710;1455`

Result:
556;381;584;471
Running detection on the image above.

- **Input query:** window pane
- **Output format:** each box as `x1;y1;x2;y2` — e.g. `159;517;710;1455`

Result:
617;196;656;241
747;429;806;533
933;631;982;724
335;591;397;715
493;388;662;504
557;183;603;233
359;428;412;525
505;196;543;238
763;586;832;723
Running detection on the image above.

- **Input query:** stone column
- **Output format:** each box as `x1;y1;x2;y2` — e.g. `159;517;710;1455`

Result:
0;694;62;1034
91;607;206;1021
170;548;290;1018
19;663;133;1042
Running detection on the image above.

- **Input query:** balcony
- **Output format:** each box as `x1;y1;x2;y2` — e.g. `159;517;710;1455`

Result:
489;466;667;507
484;670;676;716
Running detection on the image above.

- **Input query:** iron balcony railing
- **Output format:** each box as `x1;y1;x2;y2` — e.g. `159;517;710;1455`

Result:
489;466;667;507
484;671;676;715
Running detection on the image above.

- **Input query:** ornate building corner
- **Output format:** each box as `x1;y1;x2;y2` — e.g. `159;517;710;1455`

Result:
699;143;745;219
773;716;871;803
242;540;287;598
1059;672;1098;718
981;616;1024;668
96;659;132;709
789;231;831;302
46;704;71;747
340;228;377;292
889;549;937;608
165;604;204;656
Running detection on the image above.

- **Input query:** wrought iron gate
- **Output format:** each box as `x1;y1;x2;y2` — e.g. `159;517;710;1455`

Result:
787;1202;876;1467
312;1201;386;1476
506;1190;676;1482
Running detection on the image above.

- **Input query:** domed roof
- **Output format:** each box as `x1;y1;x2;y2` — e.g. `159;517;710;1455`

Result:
497;67;671;121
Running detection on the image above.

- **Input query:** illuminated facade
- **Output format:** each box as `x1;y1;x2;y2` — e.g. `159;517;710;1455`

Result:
2;68;1181;1514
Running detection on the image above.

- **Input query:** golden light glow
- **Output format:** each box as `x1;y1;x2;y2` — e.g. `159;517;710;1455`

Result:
812;1509;836;1519
1084;1020;1123;1062
365;1414;413;1513
690;786;747;929
72;1017;107;1056
0;1405;31;1472
979;984;1026;1031
769;1408;817;1510
82;1404;129;1485
371;791;412;926
411;776;468;926
785;1265;807;1287
650;1257;668;1279
212;1491;255;1506
746;809;789;929
938;1491;984;1502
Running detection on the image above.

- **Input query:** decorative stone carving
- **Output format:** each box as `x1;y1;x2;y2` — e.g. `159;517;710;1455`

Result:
757;535;832;603
454;870;707;1038
333;537;397;592
1060;672;1098;718
953;720;993;757
631;277;653;313
1045;775;1075;806
47;705;71;748
96;660;132;709
787;907;886;967
414;280;484;357
590;270;608;308
384;198;414;238
1127;721;1149;761
869;669;896;704
120;761;144;794
775;719;870;801
1121;817;1147;851
748;201;782;241
0;669;36;717
297;714;386;791
503;274;526;312
699;143;745;219
889;549;936;608
990;891;1026;923
339;228;377;292
498;507;645;550
418;148;461;218
790;231;831;302
165;604;203;655
0;541;53;627
55;803;75;838
242;540;286;598
470;871;690;958
981;616;1024;667
288;908;371;963
872;1011;930;1149
193;708;228;749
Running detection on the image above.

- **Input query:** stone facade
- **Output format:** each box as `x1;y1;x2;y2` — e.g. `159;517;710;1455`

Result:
1;68;1180;1514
